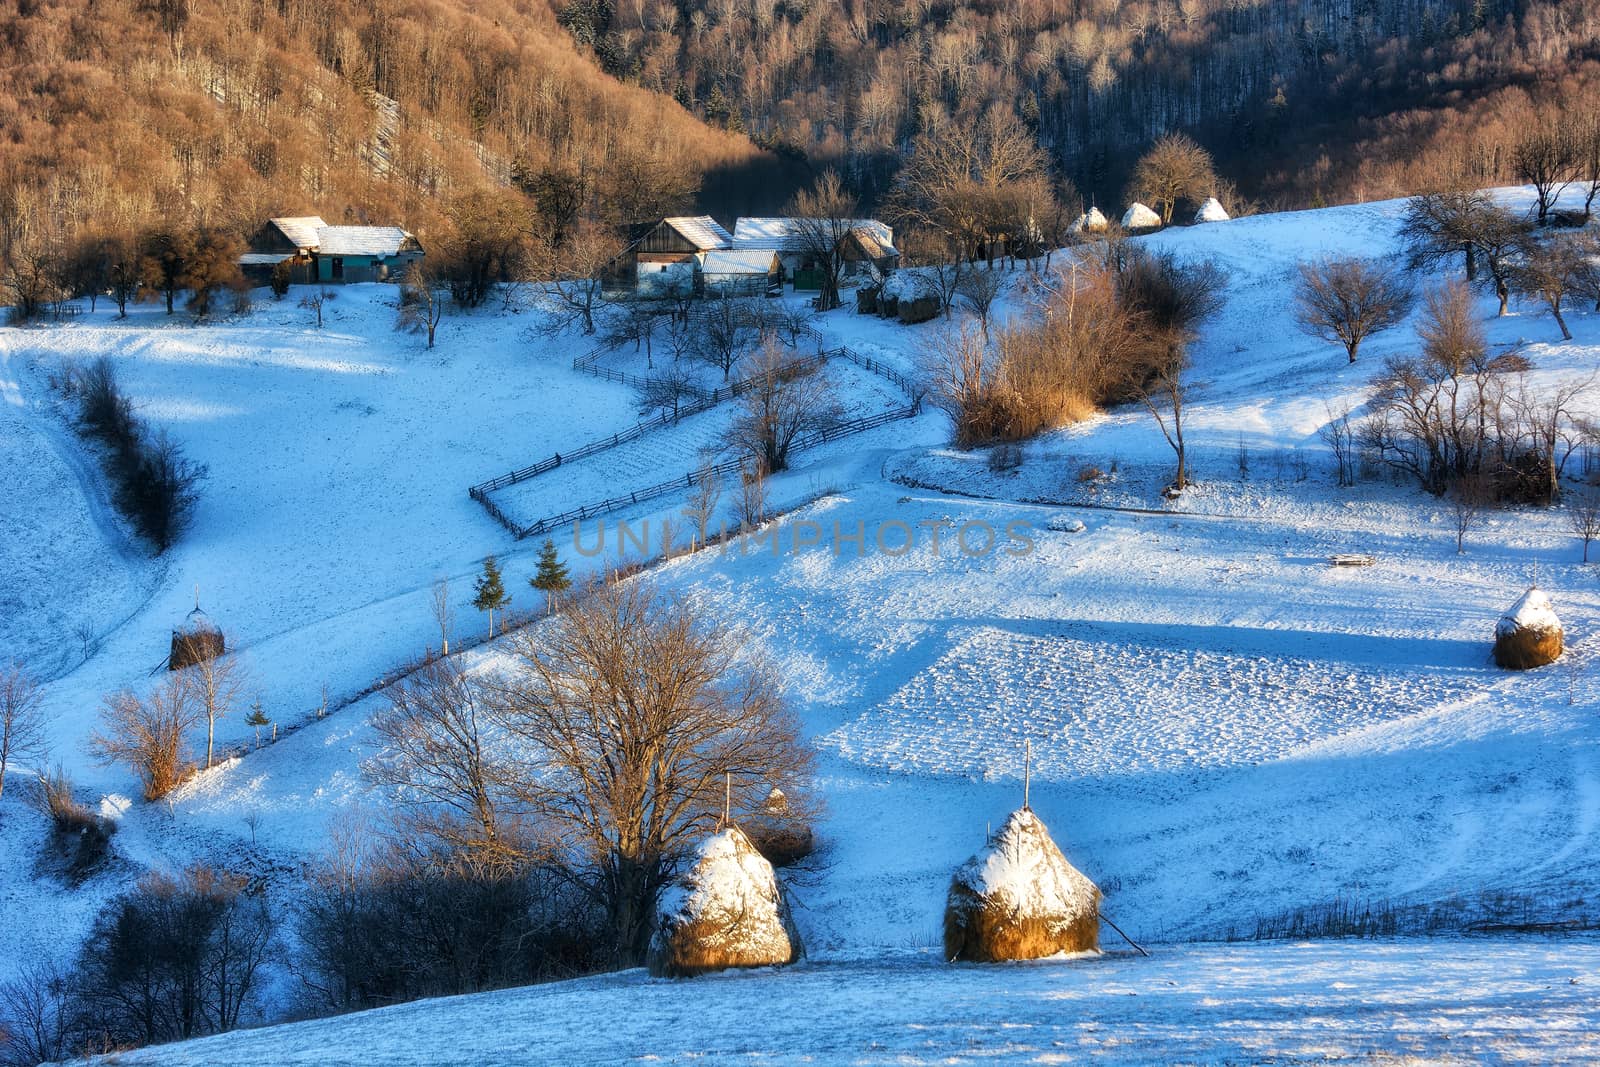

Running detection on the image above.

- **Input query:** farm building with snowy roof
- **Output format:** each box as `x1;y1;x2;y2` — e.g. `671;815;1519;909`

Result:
238;216;423;286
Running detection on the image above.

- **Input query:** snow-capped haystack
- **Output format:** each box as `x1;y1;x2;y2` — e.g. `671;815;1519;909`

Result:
1194;197;1231;223
743;787;815;868
1493;587;1563;670
647;825;801;978
170;605;225;670
1067;207;1109;235
1121;202;1162;231
944;808;1100;963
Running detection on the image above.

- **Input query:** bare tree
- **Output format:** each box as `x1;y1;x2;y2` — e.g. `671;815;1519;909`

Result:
430;578;452;656
182;646;245;770
365;657;515;869
1399;189;1492;281
1140;354;1190;492
682;461;724;547
90;676;200;800
1128;132;1217;225
1447;472;1491;553
398;260;447;349
0;665;46;801
738;459;768;527
299;287;332;328
1513;122;1579;227
693;297;756;380
538;222;621;335
1568;487;1600;562
786;171;860;312
485;579;814;964
957;267;1006;339
1460;205;1533;316
725;342;840;474
1294;257;1415;363
1320;402;1358;487
0;961;73;1066
1513;236;1585;341
603;302;662;367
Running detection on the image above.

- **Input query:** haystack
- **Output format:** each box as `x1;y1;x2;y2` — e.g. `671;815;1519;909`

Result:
1194;197;1231;223
743;788;815;868
1067;207;1109;235
1493;587;1563;669
944;808;1100;963
647;825;801;978
1121;202;1162;231
169;606;224;670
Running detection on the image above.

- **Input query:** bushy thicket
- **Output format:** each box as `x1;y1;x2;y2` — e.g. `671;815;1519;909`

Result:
0;867;274;1064
925;246;1224;445
72;358;205;552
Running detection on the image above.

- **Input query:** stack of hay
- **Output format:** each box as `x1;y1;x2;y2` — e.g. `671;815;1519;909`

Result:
1121;202;1162;232
743;787;815;868
170;606;224;670
1194;197;1231;223
1494;587;1563;669
1067;207;1109;236
945;808;1100;963
647;825;801;978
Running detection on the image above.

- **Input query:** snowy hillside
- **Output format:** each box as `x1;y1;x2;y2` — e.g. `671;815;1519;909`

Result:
4;189;1600;1062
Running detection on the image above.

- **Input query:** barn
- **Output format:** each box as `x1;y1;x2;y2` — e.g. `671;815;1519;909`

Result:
608;216;734;296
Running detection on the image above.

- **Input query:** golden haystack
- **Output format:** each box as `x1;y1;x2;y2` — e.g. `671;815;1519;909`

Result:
1493;587;1563;670
169;606;225;670
944;808;1100;963
647;825;801;978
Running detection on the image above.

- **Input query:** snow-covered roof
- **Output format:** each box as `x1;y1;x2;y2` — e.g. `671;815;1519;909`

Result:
315;226;415;258
238;252;293;266
701;249;777;275
664;216;734;251
733;217;896;256
270;216;327;250
1497;588;1562;637
1122;203;1162;230
1195;197;1231;223
879;268;937;302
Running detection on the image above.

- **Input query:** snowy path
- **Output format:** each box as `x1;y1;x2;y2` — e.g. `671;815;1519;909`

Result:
92;938;1600;1065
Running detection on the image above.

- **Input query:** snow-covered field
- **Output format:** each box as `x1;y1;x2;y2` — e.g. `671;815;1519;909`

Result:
90;939;1600;1065
4;188;1600;1063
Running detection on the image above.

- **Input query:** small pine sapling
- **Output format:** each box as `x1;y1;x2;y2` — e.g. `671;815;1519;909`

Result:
245;699;270;749
529;539;572;611
473;555;511;637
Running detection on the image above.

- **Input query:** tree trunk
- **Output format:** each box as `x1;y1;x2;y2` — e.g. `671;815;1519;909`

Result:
1552;302;1572;340
1496;277;1509;316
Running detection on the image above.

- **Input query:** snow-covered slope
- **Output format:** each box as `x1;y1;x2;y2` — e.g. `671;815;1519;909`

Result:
5;188;1600;1061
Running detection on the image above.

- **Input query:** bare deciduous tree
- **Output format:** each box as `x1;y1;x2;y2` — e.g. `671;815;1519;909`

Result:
1129;132;1217;225
90;676;200;800
538;222;621;335
786;171;860;312
682;461;723;547
1513;235;1585;341
738;459;768;527
0;665;46;801
1513;122;1579;227
485;579;814;964
725;342;839;474
1399;189;1492;281
365;657;515;869
1568;487;1600;562
430;578;452;656
182;647;245;772
693;297;758;380
1294;257;1415;363
956;266;1006;339
398;260;447;349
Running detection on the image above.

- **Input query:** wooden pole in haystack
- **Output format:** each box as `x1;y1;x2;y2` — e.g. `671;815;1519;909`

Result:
1023;739;1032;811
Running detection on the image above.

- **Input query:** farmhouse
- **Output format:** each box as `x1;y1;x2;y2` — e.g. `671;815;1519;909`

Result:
236;217;424;285
731;217;899;289
608;215;735;296
700;249;782;297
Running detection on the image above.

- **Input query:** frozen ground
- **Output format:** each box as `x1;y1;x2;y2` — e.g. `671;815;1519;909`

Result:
4;189;1600;1061
91;938;1600;1065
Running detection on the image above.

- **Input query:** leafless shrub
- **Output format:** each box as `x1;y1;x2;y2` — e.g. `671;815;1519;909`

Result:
0;961;74;1067
89;676;199;800
738;459;769;527
682;461;724;547
1321;403;1358;487
1568;487;1600;562
1294;257;1415;364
